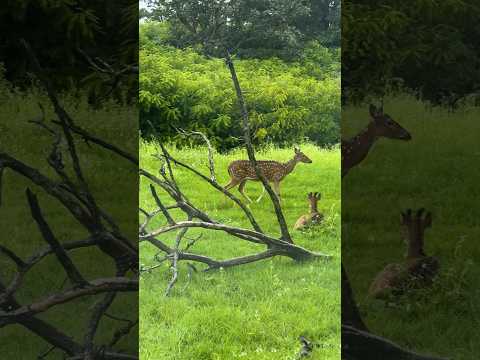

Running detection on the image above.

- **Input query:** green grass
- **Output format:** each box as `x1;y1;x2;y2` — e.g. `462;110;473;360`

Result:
343;94;480;359
140;142;340;360
0;91;138;358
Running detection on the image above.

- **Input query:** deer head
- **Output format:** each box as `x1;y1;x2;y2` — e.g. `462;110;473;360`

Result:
294;147;312;163
369;104;412;141
400;208;432;258
307;192;321;213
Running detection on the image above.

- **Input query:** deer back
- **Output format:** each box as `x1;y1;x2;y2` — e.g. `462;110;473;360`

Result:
228;160;285;181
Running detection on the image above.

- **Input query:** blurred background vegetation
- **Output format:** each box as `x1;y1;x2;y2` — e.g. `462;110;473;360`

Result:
0;0;137;104
140;0;341;152
342;0;480;106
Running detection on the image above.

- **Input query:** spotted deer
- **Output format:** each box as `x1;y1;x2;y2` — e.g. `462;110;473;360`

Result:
293;192;324;230
368;209;440;299
342;104;411;178
224;147;312;203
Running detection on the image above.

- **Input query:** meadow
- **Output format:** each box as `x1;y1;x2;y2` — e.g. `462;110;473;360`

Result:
342;94;480;359
139;142;341;360
0;90;138;357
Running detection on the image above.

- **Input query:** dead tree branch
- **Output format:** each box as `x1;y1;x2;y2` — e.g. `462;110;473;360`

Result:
225;51;293;243
0;41;138;358
26;188;89;287
342;325;450;360
177;128;217;182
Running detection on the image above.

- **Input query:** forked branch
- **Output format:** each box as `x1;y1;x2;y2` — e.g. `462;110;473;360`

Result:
0;42;138;358
225;51;293;243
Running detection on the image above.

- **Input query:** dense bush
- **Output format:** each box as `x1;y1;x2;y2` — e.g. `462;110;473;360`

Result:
140;23;340;152
143;0;340;59
343;1;480;106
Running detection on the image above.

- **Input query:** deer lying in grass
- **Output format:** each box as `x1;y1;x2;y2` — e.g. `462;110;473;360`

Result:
342;104;411;178
293;192;324;230
224;147;312;203
368;208;440;299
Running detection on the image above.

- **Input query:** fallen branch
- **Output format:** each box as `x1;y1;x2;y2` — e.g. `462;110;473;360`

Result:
0;278;138;326
342;325;450;360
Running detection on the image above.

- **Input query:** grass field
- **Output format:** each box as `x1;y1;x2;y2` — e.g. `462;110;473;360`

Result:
0;91;138;358
343;94;480;359
139;142;340;360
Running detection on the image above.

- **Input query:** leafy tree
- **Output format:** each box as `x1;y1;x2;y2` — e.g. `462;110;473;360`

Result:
0;0;138;102
144;0;340;59
139;39;340;151
343;0;480;106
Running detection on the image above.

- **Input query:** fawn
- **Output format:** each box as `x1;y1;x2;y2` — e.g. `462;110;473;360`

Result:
342;104;411;178
368;208;440;299
293;192;324;230
224;147;312;203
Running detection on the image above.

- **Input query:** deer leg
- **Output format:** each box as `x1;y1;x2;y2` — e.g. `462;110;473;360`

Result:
256;186;266;202
224;177;240;191
238;180;252;203
273;181;281;202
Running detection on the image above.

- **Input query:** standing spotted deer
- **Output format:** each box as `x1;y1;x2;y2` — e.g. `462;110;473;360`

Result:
342;104;411;178
224;147;312;203
368;209;440;299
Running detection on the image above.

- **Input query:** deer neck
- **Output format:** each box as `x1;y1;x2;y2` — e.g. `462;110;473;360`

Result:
343;122;378;172
284;157;298;175
406;236;426;259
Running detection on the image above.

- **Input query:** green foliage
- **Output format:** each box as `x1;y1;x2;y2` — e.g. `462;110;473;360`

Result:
139;33;340;152
0;0;138;103
343;1;480;105
140;143;340;359
144;0;340;59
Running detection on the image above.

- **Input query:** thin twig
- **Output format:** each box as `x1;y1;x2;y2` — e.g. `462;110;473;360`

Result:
177;128;217;182
149;184;175;226
109;319;138;347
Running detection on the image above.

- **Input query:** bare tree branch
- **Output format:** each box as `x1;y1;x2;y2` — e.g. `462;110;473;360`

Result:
109;319;138;347
153;148;263;233
0;279;83;355
342;325;450;360
83;292;118;360
150;184;175;226
0;42;138;359
51;119;138;165
165;225;189;296
0;238;97;305
0;278;137;325
177;128;217;182
224;51;292;243
26;188;89;287
0;245;26;269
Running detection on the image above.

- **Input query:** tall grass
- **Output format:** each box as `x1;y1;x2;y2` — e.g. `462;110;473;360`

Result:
140;143;341;359
343;94;480;359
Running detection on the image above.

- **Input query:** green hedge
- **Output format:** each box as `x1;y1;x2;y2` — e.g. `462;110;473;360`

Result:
140;24;340;152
